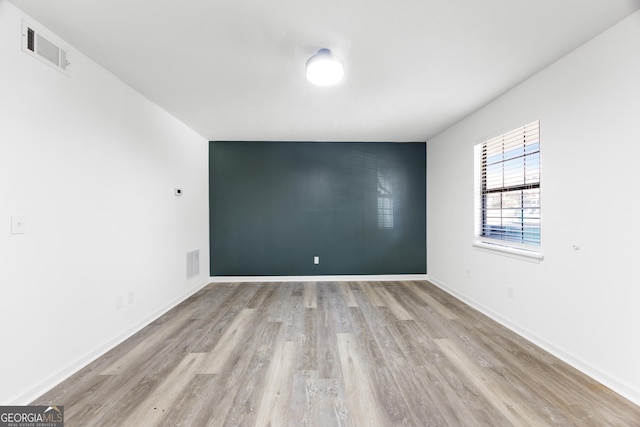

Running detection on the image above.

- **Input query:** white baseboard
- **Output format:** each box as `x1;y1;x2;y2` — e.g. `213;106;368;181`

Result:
426;275;640;406
9;279;210;405
209;274;428;283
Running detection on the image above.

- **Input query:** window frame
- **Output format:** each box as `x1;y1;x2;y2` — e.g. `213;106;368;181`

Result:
474;120;543;260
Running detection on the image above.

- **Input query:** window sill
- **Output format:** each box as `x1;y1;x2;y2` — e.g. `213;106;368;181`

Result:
473;241;544;262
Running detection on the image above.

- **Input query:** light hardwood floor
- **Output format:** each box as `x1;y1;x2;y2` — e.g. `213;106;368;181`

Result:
33;281;640;426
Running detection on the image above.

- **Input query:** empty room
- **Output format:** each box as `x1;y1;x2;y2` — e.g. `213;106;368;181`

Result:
2;0;640;425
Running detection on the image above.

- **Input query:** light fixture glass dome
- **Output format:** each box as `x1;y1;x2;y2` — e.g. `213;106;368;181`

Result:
305;48;344;86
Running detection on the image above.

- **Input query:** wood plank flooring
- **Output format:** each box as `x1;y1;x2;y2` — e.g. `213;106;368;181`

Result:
33;281;640;426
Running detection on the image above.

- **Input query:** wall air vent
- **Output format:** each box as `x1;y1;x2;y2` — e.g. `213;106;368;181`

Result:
21;20;70;75
186;250;200;280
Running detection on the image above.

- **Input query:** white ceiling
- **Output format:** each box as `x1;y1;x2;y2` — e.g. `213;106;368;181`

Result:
9;0;640;141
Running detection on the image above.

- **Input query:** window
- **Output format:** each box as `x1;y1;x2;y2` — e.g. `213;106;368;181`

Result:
475;120;540;248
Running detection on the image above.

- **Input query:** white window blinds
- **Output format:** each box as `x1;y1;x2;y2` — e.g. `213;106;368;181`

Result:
477;120;540;246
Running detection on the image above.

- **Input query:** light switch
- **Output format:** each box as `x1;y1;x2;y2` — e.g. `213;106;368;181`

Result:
11;216;26;234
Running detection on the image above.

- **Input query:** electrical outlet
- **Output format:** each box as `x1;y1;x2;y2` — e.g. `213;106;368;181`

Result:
314;256;319;265
11;216;26;234
507;286;514;300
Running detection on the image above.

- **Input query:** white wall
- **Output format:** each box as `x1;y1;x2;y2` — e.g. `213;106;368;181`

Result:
0;2;210;404
427;11;640;404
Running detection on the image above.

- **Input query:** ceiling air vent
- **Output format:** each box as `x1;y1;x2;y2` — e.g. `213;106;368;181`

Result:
21;20;70;75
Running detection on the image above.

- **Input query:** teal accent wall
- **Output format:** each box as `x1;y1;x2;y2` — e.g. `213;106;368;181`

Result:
209;141;426;276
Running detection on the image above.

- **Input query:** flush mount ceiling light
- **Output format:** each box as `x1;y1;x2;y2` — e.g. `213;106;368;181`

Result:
305;48;344;86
